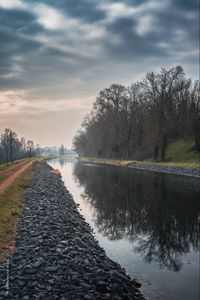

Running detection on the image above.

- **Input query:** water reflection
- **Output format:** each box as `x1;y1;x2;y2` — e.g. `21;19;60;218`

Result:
59;158;67;167
74;162;200;272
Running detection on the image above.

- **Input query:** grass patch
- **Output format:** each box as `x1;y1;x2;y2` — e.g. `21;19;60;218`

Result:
0;161;37;262
0;158;30;172
166;139;199;163
138;160;199;169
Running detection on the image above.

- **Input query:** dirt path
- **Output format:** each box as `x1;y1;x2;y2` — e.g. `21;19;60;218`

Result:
0;160;34;195
0;160;30;175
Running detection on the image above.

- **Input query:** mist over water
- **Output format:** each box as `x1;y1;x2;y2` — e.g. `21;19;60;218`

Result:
48;158;200;300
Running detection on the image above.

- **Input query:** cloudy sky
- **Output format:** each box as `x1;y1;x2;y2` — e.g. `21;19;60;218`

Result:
0;0;199;147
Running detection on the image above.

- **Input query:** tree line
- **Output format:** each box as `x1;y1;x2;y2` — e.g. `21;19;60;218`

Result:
0;128;39;163
73;66;200;161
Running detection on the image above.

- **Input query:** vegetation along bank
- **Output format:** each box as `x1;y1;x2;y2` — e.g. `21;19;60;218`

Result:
73;66;199;163
79;138;200;178
0;159;36;262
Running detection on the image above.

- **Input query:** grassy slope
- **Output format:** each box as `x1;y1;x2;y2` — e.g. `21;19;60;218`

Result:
80;139;200;169
166;139;199;163
0;161;37;262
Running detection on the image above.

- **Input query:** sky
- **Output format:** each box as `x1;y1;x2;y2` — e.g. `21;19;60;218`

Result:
0;0;199;147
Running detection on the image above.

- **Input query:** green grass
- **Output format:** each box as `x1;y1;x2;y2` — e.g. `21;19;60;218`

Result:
166;139;199;163
0;161;37;262
80;139;200;169
0;158;29;172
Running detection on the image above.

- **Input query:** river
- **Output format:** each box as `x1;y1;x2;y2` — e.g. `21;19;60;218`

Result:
48;158;199;300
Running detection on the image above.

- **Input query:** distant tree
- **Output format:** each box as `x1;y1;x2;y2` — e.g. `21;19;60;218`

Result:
59;144;65;156
0;144;4;163
10;130;18;161
190;80;200;151
19;137;27;159
26;140;34;157
1;129;17;162
1;128;10;162
0;129;37;163
35;144;41;156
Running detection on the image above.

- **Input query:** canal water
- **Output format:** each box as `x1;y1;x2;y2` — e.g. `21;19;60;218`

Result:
48;158;199;300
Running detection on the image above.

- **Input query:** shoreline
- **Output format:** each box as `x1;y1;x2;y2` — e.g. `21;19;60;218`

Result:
80;157;200;178
129;163;200;178
0;162;144;299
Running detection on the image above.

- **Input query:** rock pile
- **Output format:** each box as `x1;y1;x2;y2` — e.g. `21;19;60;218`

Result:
0;162;144;300
130;163;200;178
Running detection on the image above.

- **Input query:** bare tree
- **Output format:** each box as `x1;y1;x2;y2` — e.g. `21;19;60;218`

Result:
73;66;199;161
26;140;34;157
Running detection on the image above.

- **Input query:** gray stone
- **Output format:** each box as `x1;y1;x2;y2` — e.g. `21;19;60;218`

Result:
0;162;143;300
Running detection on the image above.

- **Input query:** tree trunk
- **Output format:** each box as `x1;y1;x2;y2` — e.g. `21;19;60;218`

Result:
10;133;13;162
160;134;168;161
5;147;8;163
194;120;200;151
154;145;159;161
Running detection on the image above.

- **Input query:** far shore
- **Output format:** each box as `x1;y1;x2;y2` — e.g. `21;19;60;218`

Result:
79;157;200;178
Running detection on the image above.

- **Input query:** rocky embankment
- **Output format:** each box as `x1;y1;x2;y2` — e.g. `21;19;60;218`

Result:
0;162;144;300
130;163;200;178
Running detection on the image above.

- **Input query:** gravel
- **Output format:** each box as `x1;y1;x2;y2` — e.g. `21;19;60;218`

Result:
0;162;144;300
129;163;200;178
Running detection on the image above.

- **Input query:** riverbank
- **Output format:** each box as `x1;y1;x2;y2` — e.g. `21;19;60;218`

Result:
0;162;144;299
0;160;36;262
80;157;200;178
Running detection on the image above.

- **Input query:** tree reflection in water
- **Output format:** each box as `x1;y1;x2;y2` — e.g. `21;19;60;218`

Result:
59;158;67;168
74;162;200;272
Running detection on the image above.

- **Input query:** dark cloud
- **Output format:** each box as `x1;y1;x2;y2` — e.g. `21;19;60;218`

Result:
0;0;198;82
108;17;136;33
173;0;199;11
43;0;106;22
0;9;34;28
104;19;164;60
0;22;42;89
0;0;198;94
0;0;198;146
